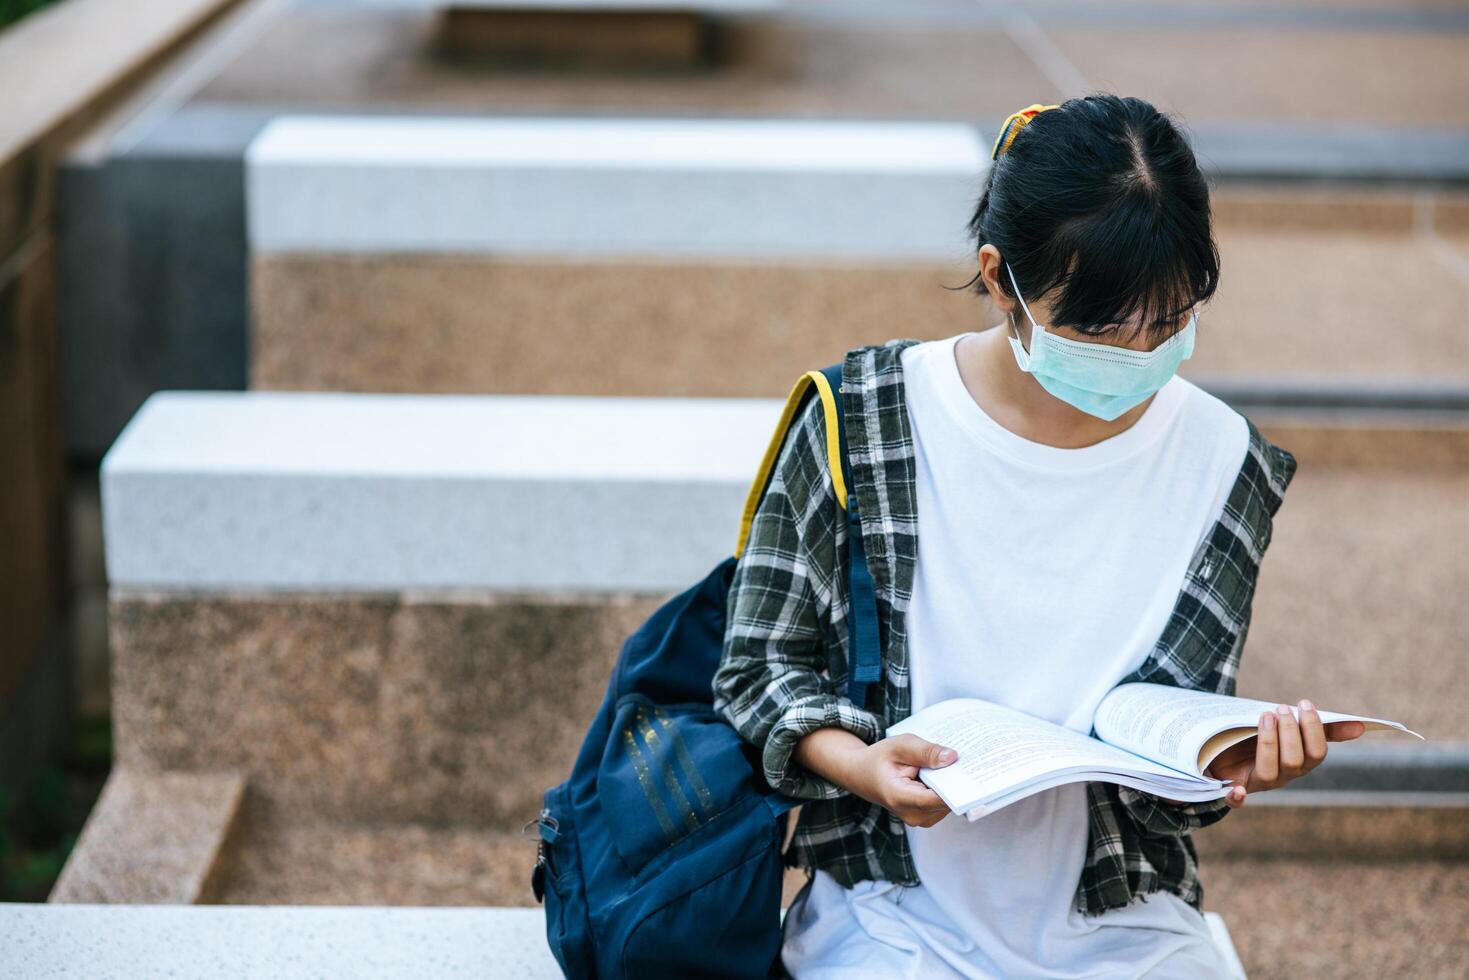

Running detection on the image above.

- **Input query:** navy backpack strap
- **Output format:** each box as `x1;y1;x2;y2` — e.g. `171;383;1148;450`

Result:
817;363;883;716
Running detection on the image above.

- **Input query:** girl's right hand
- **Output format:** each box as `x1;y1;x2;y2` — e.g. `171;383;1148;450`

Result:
847;734;960;827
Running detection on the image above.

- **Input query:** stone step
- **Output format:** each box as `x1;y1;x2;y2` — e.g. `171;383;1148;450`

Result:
428;0;786;71
1194;793;1469;862
58;769;1465;911
26;858;1465;977
195;1;1469;135
97;391;1467;831
1201;856;1469;977
0;898;1265;978
4;902;564;978
242;116;1469;399
35;786;1466;977
50;768;246;905
100;389;780;593
63;91;1469;455
57;0;1469;455
244;114;987;259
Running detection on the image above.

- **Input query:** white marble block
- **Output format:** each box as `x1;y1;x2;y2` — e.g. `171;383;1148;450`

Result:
101;390;787;593
0;904;563;979
245;115;988;259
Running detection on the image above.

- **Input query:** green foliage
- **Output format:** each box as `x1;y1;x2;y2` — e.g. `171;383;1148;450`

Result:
0;768;72;901
74;714;113;766
0;0;61;31
1;714;111;902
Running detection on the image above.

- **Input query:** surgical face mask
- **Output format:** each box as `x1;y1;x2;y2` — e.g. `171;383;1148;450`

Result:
1004;261;1196;421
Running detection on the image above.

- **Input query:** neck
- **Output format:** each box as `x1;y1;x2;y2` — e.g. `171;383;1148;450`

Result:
955;323;1155;449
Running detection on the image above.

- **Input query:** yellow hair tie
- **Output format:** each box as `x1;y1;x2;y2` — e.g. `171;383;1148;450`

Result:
991;103;1061;161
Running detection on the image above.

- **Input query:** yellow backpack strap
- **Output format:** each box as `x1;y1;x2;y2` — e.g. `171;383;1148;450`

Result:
734;369;849;559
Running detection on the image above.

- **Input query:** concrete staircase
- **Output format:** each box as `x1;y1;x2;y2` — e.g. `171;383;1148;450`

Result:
25;1;1469;975
35;385;1467;976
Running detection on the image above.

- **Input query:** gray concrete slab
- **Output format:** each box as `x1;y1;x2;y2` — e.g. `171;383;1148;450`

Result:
56;0;1469;455
0;903;563;978
1251;742;1469;794
1186;122;1469;186
244;114;986;258
189;1;1469;139
1191;377;1469;413
0;900;1250;980
59;150;251;460
59;102;278;459
99;389;782;592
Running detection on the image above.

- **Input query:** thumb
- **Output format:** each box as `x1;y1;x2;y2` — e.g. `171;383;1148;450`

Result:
895;734;958;769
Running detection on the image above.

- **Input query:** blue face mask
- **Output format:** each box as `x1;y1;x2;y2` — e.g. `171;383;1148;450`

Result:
1004;262;1196;422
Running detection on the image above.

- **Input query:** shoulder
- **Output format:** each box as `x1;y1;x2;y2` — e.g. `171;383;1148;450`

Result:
779;337;924;504
841;337;926;393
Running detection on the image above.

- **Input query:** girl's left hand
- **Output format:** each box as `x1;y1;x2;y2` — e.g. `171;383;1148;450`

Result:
1204;698;1366;808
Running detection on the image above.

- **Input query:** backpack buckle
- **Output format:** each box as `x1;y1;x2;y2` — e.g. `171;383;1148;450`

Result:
525;807;561;902
522;807;560;844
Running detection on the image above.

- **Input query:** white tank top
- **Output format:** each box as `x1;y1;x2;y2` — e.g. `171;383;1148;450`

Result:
780;330;1249;979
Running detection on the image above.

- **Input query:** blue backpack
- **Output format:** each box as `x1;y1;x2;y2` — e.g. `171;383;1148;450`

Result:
529;361;885;979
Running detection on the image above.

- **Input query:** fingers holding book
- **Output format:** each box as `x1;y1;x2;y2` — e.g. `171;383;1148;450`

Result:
857;733;958;828
1206;697;1367;806
791;726;959;826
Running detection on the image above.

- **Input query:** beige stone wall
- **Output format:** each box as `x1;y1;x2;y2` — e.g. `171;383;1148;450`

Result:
250;256;980;396
109;590;665;826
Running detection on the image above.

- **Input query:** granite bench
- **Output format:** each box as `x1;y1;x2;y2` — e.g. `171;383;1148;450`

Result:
78;389;1468;911
1;902;1246;978
242;114;988;396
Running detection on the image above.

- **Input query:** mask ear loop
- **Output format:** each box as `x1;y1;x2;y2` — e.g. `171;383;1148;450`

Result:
1004;261;1044;357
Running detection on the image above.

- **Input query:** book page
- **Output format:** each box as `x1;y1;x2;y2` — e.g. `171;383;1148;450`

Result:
887;698;1205;814
1093;682;1424;777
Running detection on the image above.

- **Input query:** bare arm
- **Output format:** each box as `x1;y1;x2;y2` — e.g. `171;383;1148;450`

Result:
795;725;961;828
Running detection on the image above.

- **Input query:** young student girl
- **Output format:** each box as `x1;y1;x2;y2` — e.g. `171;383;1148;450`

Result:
712;94;1366;979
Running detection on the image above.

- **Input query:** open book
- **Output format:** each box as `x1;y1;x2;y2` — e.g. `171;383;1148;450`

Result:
886;682;1423;821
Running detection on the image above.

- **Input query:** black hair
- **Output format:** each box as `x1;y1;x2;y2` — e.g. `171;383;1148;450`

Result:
949;93;1220;347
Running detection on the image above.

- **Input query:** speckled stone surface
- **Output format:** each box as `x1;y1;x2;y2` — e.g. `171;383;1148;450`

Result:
93;448;1466;918
109;591;661;826
206;786;547;908
106;460;1469;805
100;390;789;592
1201;857;1469;978
433;7;710;71
1251;418;1469;469
245;116;985;258
49;768;245;905
1237;462;1469;745
189;0;1469;129
1;903;563;978
200;795;1469;910
194;4;1058;117
1193;801;1469;861
248;217;1469;397
1212;185;1469;235
14;863;1469;980
1047;25;1469;128
1179;226;1469;383
250;256;976;395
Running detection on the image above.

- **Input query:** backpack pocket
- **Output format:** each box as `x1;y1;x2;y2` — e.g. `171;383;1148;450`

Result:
535;781;597;978
616;804;789;980
596;694;762;878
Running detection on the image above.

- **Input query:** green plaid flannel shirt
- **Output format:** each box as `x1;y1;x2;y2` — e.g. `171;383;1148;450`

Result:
712;337;1298;917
